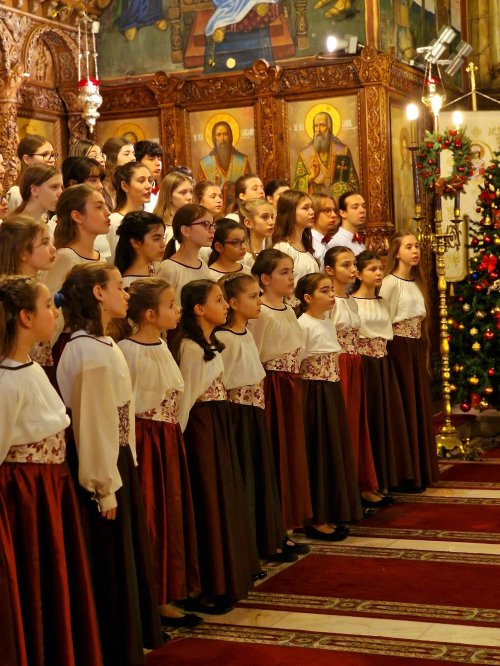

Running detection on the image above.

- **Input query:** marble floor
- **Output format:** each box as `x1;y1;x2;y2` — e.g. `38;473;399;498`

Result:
201;484;500;660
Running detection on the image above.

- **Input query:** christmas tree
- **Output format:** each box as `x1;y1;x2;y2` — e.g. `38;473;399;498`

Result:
448;150;500;413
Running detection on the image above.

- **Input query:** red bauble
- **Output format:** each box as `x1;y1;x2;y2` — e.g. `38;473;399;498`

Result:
428;159;434;165
488;368;496;377
434;169;440;174
483;236;491;244
457;296;464;302
449;129;457;136
417;163;423;169
474;283;485;292
455;141;462;148
458;166;465;172
460;402;471;412
483;329;495;341
437;135;443;142
471;237;479;247
476;207;481;213
427;142;434;149
444;140;451;146
491;271;499;280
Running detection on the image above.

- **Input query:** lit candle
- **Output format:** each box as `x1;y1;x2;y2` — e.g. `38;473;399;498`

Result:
406;103;419;147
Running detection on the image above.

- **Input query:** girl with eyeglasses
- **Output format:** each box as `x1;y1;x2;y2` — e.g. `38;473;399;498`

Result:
7;135;57;214
207;218;251;282
157;204;213;305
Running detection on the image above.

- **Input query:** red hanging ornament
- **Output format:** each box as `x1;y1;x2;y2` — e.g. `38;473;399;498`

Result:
483;329;495;342
488;368;496;377
460;402;471;412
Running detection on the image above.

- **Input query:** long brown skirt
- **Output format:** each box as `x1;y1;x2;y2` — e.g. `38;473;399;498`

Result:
302;379;363;524
183;400;260;602
338;353;379;493
0;461;102;666
361;355;415;490
0;496;27;666
229;402;284;558
264;371;313;530
135;417;200;604
386;336;440;487
72;444;162;666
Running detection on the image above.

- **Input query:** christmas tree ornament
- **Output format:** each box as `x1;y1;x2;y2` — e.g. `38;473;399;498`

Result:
471;341;481;352
460;401;471;412
471;272;479;281
483;329;495;341
484;387;493;395
479;399;489;411
462;303;471;312
475;311;486;319
449;384;457;392
473;283;485;292
452;364;461;372
469;375;480;385
470;327;478;336
487;368;495;377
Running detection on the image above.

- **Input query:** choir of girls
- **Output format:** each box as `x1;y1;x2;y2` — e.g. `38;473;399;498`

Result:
0;132;440;665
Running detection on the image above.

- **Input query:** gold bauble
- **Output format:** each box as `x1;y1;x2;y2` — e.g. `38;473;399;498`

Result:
449;384;457;392
470;327;478;336
472;341;481;351
469;375;480;385
484;386;494;395
495;237;500;246
452;364;461;372
479;399;489;411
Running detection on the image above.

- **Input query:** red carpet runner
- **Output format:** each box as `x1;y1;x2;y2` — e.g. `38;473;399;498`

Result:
147;451;500;665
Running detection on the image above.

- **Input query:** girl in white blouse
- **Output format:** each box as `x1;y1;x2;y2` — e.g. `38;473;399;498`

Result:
56;263;161;666
296;273;362;539
272;189;319;285
207;218;251;281
240;198;275;269
217;274;286;562
0;275;102;666
116;279;202;629
156;204;212;306
114;211;166;288
380;231;439;489
324;246;388;509
352;251;414;494
248;249;312;549
174;279;260;612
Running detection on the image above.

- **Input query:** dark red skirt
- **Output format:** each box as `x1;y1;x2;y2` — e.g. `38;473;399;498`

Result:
386;336;440;487
301;379;363;524
338;353;379;493
229;402;284;558
135;417;200;604
264;371;313;530
0;461;102;666
183;400;260;602
0;496;27;666
361;355;415;490
69;442;162;666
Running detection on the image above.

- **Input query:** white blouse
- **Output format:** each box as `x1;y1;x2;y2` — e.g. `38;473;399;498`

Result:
298;312;342;359
118;338;184;414
105;211;125;263
379;274;426;323
156;258;211;305
217;329;265;390
0;360;70;464
327;295;361;331
208;264;251;283
353;297;394;340
177;338;225;431
273;242;319;285
57;332;136;512
247;303;304;363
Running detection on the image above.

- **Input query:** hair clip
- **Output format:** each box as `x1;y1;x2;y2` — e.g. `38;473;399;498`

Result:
53;291;65;308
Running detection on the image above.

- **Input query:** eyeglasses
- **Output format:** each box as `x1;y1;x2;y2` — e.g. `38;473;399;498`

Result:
320;207;337;215
32;152;58;162
191;220;217;231
224;239;247;248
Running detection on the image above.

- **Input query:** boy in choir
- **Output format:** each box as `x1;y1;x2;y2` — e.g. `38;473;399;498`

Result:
329;191;367;255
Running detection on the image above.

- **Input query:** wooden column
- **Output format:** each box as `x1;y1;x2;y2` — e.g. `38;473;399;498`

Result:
0;64;25;189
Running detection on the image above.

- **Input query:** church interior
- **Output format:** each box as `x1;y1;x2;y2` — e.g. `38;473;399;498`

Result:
0;0;499;664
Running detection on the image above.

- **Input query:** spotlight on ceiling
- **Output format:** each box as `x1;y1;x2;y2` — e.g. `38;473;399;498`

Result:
444;40;474;76
417;25;457;64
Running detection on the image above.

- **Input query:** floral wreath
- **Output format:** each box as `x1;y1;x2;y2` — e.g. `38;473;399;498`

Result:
416;128;473;199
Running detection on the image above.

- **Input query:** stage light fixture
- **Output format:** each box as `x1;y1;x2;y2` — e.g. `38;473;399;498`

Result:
444;40;473;76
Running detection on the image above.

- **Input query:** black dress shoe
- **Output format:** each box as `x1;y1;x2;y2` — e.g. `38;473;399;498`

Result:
176;596;233;615
160;613;204;628
361;496;392;509
265;549;298;563
252;569;268;581
305;526;349;542
283;539;310;555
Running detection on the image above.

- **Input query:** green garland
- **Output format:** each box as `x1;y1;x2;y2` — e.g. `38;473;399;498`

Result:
416;127;474;199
